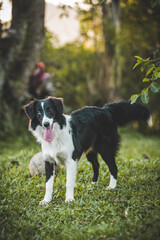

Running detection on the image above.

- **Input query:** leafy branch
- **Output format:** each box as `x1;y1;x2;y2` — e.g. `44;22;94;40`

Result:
130;50;160;104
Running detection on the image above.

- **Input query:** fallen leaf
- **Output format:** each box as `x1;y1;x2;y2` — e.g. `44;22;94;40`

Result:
143;154;149;160
125;208;129;218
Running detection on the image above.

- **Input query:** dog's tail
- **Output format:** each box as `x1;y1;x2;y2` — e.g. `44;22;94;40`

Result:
104;101;150;127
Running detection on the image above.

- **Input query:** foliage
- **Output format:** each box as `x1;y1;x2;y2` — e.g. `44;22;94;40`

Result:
0;130;160;240
130;50;160;104
120;0;160;98
40;32;97;110
41;1;160;111
78;2;103;51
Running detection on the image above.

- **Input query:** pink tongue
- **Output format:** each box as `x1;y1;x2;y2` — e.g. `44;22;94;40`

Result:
44;126;53;142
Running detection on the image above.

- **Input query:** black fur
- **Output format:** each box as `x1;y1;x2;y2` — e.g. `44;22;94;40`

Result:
45;161;53;182
104;101;150;127
70;101;150;181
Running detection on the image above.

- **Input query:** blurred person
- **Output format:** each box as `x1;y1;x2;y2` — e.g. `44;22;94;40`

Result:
29;62;55;99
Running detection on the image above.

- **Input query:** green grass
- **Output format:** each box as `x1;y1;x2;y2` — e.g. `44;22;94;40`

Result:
0;129;160;240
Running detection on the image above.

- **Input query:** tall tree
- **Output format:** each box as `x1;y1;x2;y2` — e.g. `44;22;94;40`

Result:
79;0;121;104
0;0;45;105
99;0;121;102
0;0;45;136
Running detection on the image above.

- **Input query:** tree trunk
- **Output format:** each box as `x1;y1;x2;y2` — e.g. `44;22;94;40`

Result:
0;0;45;105
112;0;121;88
0;0;45;137
98;0;121;103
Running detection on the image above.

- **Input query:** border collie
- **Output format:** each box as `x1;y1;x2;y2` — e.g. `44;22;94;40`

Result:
24;97;150;204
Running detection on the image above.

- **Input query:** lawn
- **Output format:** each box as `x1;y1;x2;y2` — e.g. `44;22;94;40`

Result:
0;129;160;240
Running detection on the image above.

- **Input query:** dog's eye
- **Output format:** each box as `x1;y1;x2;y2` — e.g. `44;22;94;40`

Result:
46;108;53;115
37;111;42;118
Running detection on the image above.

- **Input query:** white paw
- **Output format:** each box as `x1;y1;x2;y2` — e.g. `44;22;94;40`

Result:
106;185;116;190
39;199;50;205
65;198;75;203
92;181;98;184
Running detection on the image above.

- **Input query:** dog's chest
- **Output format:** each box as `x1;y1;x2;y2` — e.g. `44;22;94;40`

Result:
42;138;67;164
41;124;74;165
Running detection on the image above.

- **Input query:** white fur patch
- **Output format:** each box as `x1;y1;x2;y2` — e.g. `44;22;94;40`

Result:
107;174;117;190
65;159;78;202
41;102;53;127
39;175;54;204
148;115;153;127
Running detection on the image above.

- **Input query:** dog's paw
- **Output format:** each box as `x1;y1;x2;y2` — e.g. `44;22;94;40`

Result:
39;199;50;205
92;181;98;185
106;185;116;190
65;198;75;203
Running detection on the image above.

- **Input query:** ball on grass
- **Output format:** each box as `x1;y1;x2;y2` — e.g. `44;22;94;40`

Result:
29;152;45;176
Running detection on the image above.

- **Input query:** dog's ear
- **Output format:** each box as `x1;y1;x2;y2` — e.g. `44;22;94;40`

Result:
48;97;64;115
24;100;36;120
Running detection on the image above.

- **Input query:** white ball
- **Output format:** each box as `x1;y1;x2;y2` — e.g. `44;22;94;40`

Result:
29;152;45;176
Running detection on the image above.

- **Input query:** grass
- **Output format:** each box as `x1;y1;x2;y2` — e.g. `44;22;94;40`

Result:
0;129;160;240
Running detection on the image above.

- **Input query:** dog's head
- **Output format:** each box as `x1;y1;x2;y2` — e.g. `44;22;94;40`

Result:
24;97;64;142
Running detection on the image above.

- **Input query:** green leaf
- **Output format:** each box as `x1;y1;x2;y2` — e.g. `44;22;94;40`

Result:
141;88;149;94
146;65;155;76
141;89;149;104
141;66;145;72
157;72;160;78
133;56;144;69
142;78;150;82
135;56;142;60
154;71;160;79
129;94;139;104
150;82;160;93
133;62;141;70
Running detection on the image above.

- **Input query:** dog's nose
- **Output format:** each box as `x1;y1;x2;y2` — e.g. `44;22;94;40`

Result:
43;122;50;128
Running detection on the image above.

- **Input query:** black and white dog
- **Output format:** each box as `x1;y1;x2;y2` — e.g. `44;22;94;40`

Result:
24;97;150;204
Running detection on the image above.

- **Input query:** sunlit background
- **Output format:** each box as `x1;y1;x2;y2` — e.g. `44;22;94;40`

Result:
0;0;91;45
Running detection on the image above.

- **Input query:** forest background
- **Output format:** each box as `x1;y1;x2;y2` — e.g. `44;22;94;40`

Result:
0;0;160;140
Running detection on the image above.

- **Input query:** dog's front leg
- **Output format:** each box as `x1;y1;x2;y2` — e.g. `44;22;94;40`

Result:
39;161;54;205
65;159;77;202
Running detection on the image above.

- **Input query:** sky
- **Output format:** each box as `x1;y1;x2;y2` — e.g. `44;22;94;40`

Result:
0;0;85;22
46;0;84;7
0;0;84;45
0;0;11;22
